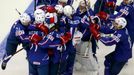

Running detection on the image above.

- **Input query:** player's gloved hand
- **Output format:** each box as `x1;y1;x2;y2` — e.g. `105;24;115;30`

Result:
36;23;49;35
90;23;100;30
97;11;109;21
1;54;11;70
29;34;42;45
105;1;115;8
89;23;101;40
60;32;72;44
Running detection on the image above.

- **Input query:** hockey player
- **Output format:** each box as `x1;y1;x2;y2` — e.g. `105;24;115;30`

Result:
98;17;132;75
74;1;99;75
97;0;134;48
59;5;82;75
1;10;49;75
30;12;71;75
1;13;32;70
75;0;97;57
26;9;53;75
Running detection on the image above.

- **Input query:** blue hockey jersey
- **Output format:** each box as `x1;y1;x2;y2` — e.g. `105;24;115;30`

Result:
100;28;132;61
6;21;30;56
75;7;94;41
38;30;66;63
26;23;50;65
108;2;134;44
60;15;81;38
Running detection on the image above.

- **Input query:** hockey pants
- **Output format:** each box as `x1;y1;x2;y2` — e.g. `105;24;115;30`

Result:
104;52;128;75
29;62;49;75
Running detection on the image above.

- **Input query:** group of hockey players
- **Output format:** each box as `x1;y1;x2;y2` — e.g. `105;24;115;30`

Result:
1;0;134;75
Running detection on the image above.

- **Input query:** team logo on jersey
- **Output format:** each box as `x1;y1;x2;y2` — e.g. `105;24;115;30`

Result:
120;7;129;15
15;29;25;36
47;35;54;41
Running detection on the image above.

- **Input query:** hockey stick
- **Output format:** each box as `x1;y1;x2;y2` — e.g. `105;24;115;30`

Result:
83;0;99;57
15;8;21;15
82;0;93;57
34;0;37;11
3;47;25;61
99;0;104;12
1;45;28;70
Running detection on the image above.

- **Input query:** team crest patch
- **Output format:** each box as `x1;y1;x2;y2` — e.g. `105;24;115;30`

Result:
15;30;25;36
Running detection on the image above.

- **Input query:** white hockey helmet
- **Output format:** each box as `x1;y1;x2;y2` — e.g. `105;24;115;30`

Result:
19;13;31;26
63;5;74;17
114;17;127;29
35;14;45;24
55;4;64;13
34;9;45;17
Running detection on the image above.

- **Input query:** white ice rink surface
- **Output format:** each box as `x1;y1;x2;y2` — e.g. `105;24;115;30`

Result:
0;0;134;75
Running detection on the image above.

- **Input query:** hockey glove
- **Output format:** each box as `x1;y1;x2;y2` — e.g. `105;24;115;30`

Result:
36;23;49;35
60;32;72;44
89;23;101;40
29;34;42;45
97;11;109;21
90;23;100;30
